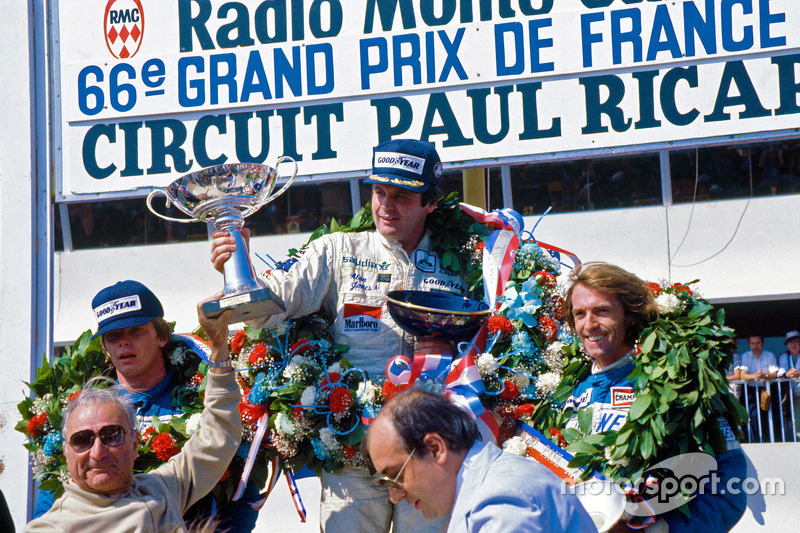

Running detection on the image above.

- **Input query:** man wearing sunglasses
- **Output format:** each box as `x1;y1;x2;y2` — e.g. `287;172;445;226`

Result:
31;280;260;531
363;390;597;533
25;302;241;533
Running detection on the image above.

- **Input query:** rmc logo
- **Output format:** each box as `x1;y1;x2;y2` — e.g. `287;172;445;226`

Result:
104;0;144;59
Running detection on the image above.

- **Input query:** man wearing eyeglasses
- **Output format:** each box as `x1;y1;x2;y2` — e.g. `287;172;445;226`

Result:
25;303;240;533
363;390;597;532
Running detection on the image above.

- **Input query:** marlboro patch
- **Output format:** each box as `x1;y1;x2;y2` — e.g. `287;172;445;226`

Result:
343;304;381;333
611;387;635;408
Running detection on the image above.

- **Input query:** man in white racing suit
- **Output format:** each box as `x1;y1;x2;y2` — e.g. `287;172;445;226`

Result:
210;139;462;533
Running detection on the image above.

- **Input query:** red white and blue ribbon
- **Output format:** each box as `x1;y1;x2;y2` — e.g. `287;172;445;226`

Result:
460;203;524;310
233;411;271;501
285;468;307;522
383;346;500;444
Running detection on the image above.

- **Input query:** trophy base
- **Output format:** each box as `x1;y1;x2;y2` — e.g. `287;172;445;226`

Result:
202;287;286;324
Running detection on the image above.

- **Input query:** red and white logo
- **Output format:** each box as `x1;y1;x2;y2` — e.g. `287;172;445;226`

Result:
611;387;635;408
342;304;381;333
104;0;144;59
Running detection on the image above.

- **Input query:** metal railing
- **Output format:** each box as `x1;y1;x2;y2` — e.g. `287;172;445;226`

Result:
729;379;800;443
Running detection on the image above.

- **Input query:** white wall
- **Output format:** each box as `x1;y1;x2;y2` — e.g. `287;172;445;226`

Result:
0;1;39;530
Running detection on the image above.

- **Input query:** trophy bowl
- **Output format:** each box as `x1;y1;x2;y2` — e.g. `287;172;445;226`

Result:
147;159;298;323
386;290;490;340
571;479;627;533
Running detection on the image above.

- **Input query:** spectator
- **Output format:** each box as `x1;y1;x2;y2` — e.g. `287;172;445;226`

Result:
737;335;781;442
25;303;240;533
211;139;464;532
778;330;800;440
563;262;747;532
362;389;597;533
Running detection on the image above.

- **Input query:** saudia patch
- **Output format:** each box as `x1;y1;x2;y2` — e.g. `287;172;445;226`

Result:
342;304;381;333
610;387;635;408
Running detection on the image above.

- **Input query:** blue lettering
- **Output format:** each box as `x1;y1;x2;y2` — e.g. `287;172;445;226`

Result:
178;56;205;107
307;43;334;95
360;37;388;90
528;19;554;73
393;33;422;86
581;12;605;68
759;0;786;48
684;0;717;57
611;8;642;64
209;53;237;105
721;0;753;52
646;4;682;61
438;28;468;81
495;22;525;76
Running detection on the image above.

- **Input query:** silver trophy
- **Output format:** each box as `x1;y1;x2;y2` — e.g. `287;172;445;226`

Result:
147;159;298;323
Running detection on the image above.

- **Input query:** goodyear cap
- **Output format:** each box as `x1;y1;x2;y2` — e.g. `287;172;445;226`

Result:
91;280;164;338
364;139;442;193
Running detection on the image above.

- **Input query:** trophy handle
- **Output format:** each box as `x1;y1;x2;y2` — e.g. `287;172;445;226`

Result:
146;190;199;224
262;156;299;205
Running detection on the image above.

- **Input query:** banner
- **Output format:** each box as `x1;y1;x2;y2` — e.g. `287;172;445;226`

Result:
53;0;800;196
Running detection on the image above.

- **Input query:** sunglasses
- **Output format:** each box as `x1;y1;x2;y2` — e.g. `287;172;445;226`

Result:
372;448;415;490
68;424;127;453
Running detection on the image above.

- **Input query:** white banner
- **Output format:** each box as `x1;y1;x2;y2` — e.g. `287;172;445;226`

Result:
53;0;800;196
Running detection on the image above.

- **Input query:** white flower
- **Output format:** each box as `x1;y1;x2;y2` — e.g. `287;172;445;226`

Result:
283;356;309;379
536;371;562;397
319;428;340;452
604;446;629;467
477;353;499;376
510;372;530;391
357;380;380;404
655;293;680;314
168;346;188;365
544;342;566;371
327;362;343;375
33;394;53;414
185;413;202;435
300;386;317;407
272;322;288;336
275;412;295;435
502;436;528;456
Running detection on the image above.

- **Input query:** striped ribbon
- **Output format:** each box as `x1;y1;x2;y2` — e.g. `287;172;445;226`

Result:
285;469;308;522
233;411;271;501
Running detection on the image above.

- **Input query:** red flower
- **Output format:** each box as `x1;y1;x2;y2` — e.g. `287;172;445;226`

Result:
290;339;312;355
549;428;567;448
496;402;517;420
230;330;247;355
498;380;519;400
538;316;558;341
534;271;557;289
646;282;662;297
548;295;566;321
498;420;517;443
329;387;352;414
514;403;536;420
487;315;514;335
343;445;357;459
219;469;230;482
293;407;306;423
142;426;157;441
27;413;48;438
248;343;268;366
671;282;693;296
151;433;180;461
320;372;341;387
239;400;268;426
66;390;82;403
189;372;204;388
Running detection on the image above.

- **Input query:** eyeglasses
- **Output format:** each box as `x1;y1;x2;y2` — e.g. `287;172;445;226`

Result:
68;425;127;453
372;448;415;490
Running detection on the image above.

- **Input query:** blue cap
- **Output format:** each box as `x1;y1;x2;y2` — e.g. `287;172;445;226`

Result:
364;139;442;193
91;280;164;338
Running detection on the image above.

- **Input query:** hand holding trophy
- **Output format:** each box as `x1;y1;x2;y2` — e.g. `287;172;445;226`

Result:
147;159;298;323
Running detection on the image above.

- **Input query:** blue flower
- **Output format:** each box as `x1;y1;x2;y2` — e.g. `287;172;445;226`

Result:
43;432;63;457
501;277;542;327
236;443;250;461
311;438;331;461
249;373;271;405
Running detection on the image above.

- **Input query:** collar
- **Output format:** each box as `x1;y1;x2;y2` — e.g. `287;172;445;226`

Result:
591;351;634;374
117;369;175;402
